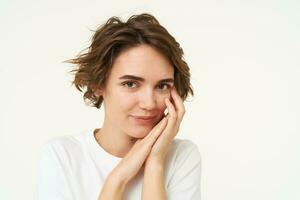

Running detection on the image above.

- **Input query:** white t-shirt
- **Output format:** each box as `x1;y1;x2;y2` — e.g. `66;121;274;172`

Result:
37;129;201;200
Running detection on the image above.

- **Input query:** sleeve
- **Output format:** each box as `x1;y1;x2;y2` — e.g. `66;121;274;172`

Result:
37;143;75;200
167;142;202;200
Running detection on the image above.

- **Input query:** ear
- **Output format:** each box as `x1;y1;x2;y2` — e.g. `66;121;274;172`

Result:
90;84;103;97
94;89;102;97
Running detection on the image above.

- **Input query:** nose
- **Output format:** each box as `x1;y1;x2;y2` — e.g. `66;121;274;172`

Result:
138;88;157;110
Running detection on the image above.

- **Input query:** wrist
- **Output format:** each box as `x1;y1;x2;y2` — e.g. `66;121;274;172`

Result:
145;158;165;170
107;170;128;189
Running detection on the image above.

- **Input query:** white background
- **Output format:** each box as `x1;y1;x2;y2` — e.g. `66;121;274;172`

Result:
0;0;299;200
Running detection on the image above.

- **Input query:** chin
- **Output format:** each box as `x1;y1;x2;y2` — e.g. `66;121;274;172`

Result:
127;126;153;138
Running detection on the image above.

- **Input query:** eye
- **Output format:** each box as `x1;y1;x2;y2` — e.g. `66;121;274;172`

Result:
157;83;171;90
122;81;138;88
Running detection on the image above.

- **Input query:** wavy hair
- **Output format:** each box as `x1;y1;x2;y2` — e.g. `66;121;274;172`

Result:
66;13;193;109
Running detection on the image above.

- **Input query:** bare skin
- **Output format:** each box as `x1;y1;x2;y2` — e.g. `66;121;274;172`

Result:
94;44;185;199
98;88;185;200
94;45;174;158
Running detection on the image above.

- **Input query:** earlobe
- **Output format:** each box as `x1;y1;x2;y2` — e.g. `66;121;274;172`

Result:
90;84;105;97
94;89;103;97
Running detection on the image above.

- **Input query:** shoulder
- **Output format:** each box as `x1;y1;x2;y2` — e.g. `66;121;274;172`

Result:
164;138;202;195
39;131;89;161
171;138;199;151
170;138;201;159
166;138;201;169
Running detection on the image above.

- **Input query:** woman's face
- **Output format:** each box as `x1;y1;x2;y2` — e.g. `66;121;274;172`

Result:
99;44;174;138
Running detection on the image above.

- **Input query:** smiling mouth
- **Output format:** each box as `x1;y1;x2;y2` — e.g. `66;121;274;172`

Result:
131;115;156;120
130;115;156;125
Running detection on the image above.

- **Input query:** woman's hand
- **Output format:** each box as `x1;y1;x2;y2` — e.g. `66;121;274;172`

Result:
145;87;185;165
109;88;185;184
110;115;168;184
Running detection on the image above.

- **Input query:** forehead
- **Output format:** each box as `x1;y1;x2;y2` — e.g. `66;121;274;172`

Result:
110;44;174;79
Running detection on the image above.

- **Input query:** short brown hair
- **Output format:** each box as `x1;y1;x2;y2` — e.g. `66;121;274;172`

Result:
66;13;193;109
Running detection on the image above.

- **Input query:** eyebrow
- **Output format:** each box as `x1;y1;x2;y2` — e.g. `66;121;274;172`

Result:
119;75;174;83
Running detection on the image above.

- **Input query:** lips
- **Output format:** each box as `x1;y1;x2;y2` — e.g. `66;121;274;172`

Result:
131;115;156;120
130;115;156;125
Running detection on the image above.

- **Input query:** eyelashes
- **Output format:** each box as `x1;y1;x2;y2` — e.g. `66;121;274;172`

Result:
121;81;172;91
122;81;137;88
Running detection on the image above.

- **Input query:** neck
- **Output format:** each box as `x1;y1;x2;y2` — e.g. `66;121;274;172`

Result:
94;118;137;158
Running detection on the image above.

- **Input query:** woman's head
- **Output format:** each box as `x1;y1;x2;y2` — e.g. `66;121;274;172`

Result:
67;13;193;109
95;44;175;137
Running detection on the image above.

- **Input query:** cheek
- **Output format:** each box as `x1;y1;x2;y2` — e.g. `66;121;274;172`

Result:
157;93;170;113
117;93;136;110
104;91;133;112
111;91;170;114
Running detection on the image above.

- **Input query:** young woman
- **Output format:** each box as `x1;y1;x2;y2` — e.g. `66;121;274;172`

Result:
38;13;201;200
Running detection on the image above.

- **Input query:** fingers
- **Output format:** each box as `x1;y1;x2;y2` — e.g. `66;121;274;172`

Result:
116;117;168;183
129;117;167;162
170;88;185;121
135;88;185;154
165;98;177;123
144;117;167;141
163;98;178;137
163;88;185;136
